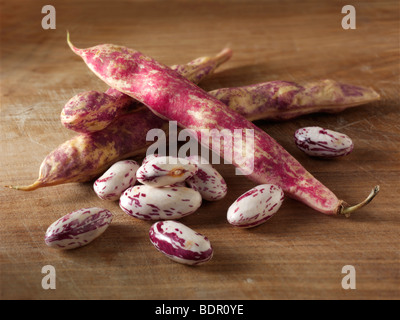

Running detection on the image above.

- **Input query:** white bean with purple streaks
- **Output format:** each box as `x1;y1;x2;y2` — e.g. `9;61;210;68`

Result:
141;153;160;166
136;156;198;187
186;156;227;201
45;207;113;250
94;160;140;201
149;220;213;265
119;185;202;220
294;126;354;158
227;184;284;228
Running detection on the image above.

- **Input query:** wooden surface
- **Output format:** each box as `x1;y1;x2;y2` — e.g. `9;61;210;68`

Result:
1;0;399;300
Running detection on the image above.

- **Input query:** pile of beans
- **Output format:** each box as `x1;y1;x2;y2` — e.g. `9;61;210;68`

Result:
45;154;287;265
44;123;355;265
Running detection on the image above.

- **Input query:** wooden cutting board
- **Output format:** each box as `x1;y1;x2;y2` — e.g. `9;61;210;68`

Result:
1;0;399;300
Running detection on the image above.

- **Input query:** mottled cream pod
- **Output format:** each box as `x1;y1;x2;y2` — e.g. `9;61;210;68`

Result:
211;79;380;121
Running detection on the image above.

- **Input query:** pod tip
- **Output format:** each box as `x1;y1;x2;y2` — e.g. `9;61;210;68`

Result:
4;181;43;191
216;48;233;65
5;185;22;190
66;31;80;55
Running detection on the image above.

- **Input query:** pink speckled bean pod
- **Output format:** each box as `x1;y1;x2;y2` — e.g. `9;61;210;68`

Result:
136;156;198;187
94;160;140;201
185;156;227;201
227;184;284;228
294;126;354;158
149;220;213;265
119;185;202;220
7;48;229;191
61;49;232;134
67;37;379;217
45;207;113;250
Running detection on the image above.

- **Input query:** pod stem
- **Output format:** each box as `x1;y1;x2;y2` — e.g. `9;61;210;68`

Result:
339;185;380;218
5;180;43;191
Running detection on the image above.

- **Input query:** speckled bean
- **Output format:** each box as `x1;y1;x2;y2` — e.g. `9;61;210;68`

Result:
185;156;227;201
119;185;202;220
149;220;213;265
45;207;113;250
141;153;160;166
94;160;140;201
294;126;354;158
227;184;284;228
136;156;198;187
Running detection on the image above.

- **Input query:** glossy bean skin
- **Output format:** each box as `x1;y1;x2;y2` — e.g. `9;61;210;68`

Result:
119;185;202;220
185;156;227;201
227;184;284;228
294;126;354;158
45;207;113;250
141;153;160;166
94;160;140;201
149;220;213;265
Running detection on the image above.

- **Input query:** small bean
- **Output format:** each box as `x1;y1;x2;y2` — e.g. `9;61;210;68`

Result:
45;207;113;250
94;160;140;201
119;185;202;220
149;220;213;265
186;156;227;201
294;126;354;158
136;156;198;187
227;184;284;228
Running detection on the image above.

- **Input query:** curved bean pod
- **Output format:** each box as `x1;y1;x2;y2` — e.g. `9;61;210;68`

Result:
8;110;165;190
210;79;380;121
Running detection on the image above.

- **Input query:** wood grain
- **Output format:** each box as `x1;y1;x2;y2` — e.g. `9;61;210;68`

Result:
1;0;399;300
